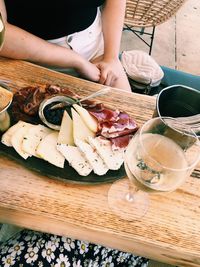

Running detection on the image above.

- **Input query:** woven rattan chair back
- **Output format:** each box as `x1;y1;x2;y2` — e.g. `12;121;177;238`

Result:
125;0;187;28
124;0;187;54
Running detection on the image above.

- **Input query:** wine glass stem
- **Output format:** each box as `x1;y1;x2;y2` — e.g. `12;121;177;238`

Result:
126;181;139;202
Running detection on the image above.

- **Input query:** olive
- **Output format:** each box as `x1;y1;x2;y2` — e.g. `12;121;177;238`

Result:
43;103;66;126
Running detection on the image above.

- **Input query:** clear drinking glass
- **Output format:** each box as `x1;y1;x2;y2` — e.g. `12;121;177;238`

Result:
0;85;12;132
108;117;200;220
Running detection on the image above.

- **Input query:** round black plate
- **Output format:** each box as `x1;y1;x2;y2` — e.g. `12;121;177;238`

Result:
0;143;126;184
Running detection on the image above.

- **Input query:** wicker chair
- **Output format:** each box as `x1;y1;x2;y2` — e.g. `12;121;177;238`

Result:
124;0;187;54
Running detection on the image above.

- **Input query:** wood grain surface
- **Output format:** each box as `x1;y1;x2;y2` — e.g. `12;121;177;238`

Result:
0;57;200;267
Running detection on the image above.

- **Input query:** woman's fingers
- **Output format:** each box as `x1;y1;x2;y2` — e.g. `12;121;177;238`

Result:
98;67;117;86
98;67;107;84
104;71;116;86
79;61;101;82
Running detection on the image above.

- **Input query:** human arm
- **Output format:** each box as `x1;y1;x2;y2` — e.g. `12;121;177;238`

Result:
102;0;125;62
93;0;131;90
0;0;100;82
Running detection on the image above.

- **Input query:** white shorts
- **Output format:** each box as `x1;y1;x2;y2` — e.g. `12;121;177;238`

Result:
48;8;104;61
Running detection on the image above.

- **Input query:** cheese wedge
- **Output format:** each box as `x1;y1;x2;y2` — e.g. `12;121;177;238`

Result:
71;108;95;142
11;123;33;159
57;144;92;176
75;139;108;175
88;136;124;170
73;104;98;132
22;124;52;157
57;110;74;145
1;121;29;147
36;131;65;168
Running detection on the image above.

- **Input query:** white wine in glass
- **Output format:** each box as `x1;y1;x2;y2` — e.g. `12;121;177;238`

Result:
108;117;200;220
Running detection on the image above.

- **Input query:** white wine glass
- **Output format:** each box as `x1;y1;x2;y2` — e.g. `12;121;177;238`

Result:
108;116;200;220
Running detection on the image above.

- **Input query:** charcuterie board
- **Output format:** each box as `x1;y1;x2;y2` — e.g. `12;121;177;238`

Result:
0;84;139;184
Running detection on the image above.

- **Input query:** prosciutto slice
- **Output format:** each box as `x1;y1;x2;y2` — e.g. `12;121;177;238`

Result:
100;112;138;138
88;104;138;148
88;104;120;123
110;135;133;150
12;84;78;122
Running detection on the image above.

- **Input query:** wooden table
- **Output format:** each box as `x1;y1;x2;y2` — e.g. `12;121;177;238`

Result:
0;57;200;267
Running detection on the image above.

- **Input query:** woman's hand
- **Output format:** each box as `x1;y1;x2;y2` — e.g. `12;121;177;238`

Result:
76;59;101;82
91;55;131;91
92;56;123;87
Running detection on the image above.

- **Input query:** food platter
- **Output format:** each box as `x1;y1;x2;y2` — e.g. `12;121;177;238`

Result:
0;141;126;184
0;84;138;184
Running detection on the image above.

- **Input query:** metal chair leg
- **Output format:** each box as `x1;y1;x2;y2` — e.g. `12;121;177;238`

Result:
123;25;156;55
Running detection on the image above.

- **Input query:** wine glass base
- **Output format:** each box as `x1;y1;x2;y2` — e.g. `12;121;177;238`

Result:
108;179;149;221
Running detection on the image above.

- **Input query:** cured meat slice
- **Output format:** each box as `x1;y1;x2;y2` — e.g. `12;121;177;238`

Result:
11;84;77;122
110;135;134;150
88;104;138;142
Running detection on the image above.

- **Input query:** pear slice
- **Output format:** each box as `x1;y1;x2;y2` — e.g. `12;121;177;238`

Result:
57;111;74;145
36;131;65;168
73;104;98;133
71;108;95;142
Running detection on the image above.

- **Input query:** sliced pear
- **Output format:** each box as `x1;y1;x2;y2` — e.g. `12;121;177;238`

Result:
71;108;95;142
73;104;98;133
36;131;65;168
22;124;53;157
11;123;33;159
1;121;29;147
57;144;92;176
57;110;74;145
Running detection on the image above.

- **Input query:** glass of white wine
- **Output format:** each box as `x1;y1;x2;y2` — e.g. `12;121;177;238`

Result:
108;116;200;220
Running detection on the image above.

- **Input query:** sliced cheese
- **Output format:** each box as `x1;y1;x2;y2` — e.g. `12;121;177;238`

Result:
57;110;74;145
88;136;124;170
36;131;65;168
57;144;92;176
11;123;33;159
75;139;108;175
22;124;52;157
73;104;98;132
1;121;29;147
71;108;95;142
